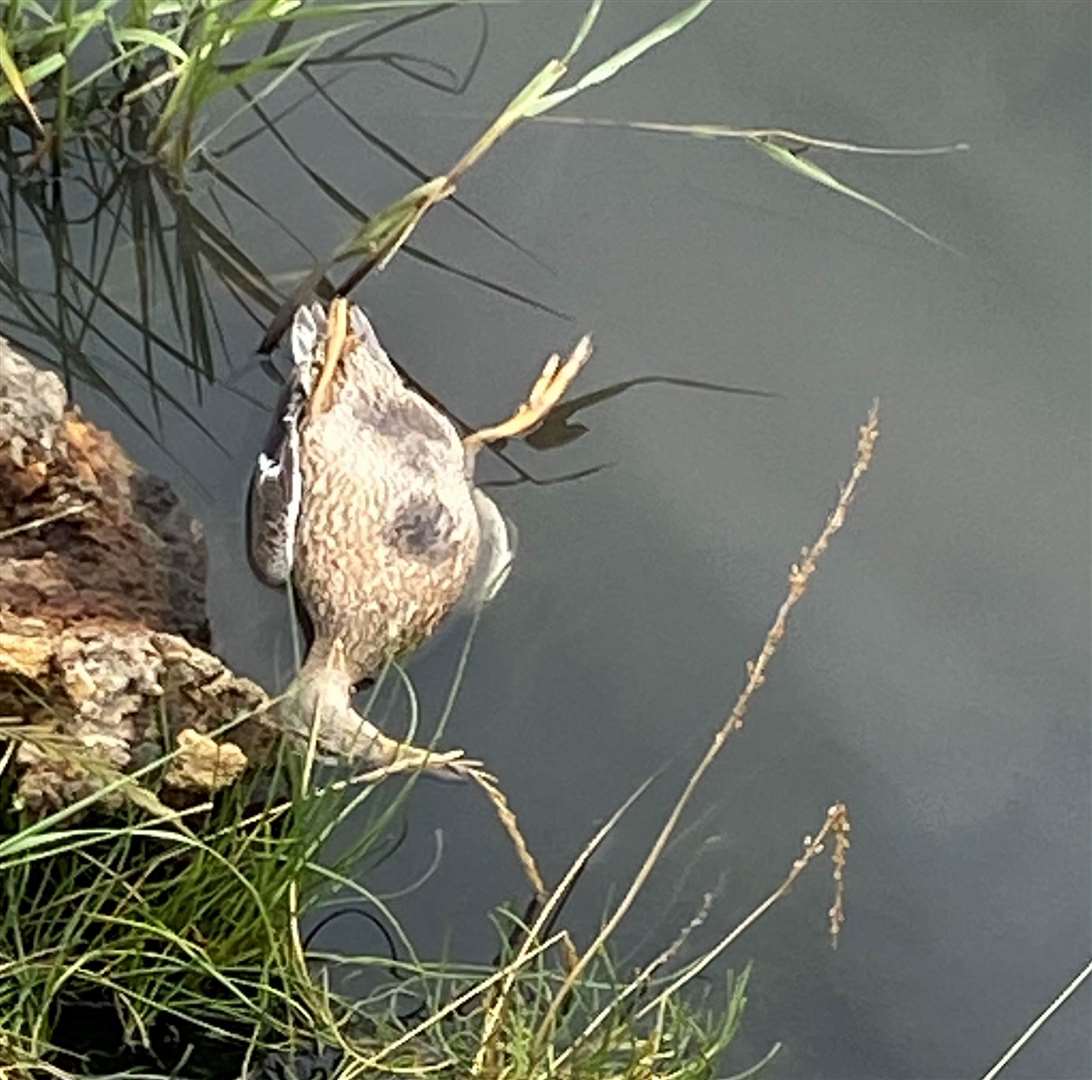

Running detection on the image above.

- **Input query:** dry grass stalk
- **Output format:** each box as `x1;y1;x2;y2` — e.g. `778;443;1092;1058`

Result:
469;780;657;1074
269;0;716;328
214;739;548;926
266;709;559;1076
633;802;852;1022
829;810;851;946
652;889;717;974
0;501;91;541
341;932;568;1078
978;957;1092;1080
302;754;551;925
533;403;880;1048
549;891;718;1071
528;115;969;157
468;766;547;902
330;64;567;288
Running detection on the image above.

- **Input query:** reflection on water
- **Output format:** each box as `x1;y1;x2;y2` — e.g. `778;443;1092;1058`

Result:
3;3;1089;1079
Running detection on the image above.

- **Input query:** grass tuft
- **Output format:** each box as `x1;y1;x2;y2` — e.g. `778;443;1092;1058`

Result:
1;404;880;1077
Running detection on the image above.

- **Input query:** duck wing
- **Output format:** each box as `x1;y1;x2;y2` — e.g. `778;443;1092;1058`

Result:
247;305;323;586
461;489;517;609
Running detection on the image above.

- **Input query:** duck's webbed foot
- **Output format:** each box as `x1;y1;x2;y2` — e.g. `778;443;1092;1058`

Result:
343;709;478;784
283;668;475;783
464;334;593;451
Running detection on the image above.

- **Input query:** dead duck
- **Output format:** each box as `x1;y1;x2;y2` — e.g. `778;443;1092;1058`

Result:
248;297;591;774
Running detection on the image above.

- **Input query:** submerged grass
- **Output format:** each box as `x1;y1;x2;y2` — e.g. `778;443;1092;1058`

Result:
0;1;960;442
0;406;880;1077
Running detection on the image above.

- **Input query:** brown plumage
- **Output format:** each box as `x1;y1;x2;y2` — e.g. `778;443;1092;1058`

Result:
293;314;480;684
248;298;591;772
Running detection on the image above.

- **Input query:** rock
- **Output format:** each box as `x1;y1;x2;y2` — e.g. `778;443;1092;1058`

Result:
164;729;249;793
0;341;290;812
0;338;208;644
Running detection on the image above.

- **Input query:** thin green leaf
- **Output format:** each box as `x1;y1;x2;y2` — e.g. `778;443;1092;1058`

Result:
64;0;117;55
202;22;362;98
5;2;111;55
190;31;325;156
230;0;453;25
296;68;551;271
114;25;190;63
0;26;43;134
721;1041;783;1080
528;0;713;116
528;113;969;157
0;51;64;108
753;137;961;253
563;0;603;64
69;43;148;94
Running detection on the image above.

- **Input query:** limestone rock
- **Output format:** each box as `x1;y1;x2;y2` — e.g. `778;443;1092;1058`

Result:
0;340;264;812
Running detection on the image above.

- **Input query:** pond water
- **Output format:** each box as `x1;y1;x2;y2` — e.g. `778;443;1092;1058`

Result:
4;3;1089;1078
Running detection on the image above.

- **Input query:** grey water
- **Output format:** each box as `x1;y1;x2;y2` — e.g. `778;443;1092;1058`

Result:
5;3;1089;1078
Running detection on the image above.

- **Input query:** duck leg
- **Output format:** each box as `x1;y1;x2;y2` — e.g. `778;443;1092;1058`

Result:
464;335;593;451
339;707;476;782
285;693;475;782
286;647;476;782
308;296;350;418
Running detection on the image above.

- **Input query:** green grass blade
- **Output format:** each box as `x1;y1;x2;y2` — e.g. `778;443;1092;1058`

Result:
191;32;328;157
752;137;961;253
114;24;190;62
529;0;713;116
563;0;603;63
0;26;44;133
297;68;552;272
528;113;968;157
0;51;64;107
523;113;964;250
229;1;448;26
203;22;363;98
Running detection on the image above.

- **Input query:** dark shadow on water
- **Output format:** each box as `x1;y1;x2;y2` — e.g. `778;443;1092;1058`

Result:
482;374;778;488
525;375;780;451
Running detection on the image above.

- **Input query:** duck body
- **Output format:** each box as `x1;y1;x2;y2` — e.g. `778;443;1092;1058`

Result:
292;311;481;682
248;298;588;769
249;302;500;690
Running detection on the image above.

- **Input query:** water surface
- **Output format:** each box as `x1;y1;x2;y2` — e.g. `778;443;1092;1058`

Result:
5;3;1089;1078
